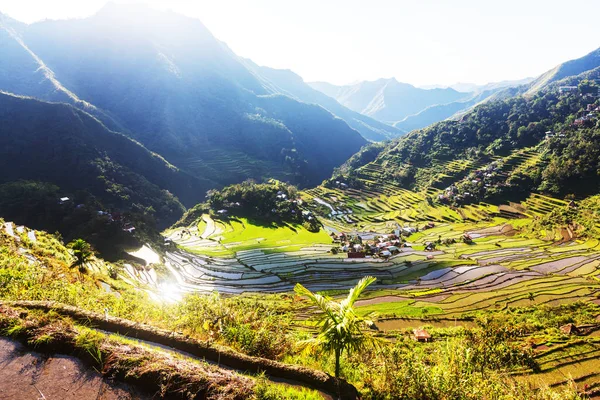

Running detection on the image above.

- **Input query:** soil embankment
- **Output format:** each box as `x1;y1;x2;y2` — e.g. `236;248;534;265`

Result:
2;301;358;400
0;337;147;400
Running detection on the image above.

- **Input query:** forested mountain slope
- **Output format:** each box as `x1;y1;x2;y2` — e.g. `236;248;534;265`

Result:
326;66;600;209
243;60;404;141
0;4;366;190
0;92;206;226
526;47;600;96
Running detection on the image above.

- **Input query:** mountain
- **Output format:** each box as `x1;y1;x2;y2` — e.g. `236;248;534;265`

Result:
393;89;499;132
525;47;600;96
0;3;366;191
420;78;535;93
309;78;470;123
0;91;208;226
242;60;404;141
334;65;600;204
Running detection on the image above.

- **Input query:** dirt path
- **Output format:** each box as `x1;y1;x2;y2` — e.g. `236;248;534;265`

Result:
93;328;333;400
0;338;147;400
2;301;348;399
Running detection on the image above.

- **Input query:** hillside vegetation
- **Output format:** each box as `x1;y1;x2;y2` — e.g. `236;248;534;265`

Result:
330;68;600;207
2;217;598;399
0;4;366;191
0;93;207;224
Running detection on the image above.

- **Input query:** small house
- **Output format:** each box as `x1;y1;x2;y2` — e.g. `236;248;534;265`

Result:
59;197;70;204
413;329;432;342
560;323;580;336
559;86;577;93
123;225;136;233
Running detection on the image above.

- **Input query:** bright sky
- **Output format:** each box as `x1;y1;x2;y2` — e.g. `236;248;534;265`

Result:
1;0;599;86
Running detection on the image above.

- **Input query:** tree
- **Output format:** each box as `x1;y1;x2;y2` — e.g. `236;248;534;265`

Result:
578;79;597;95
294;276;377;378
68;239;92;267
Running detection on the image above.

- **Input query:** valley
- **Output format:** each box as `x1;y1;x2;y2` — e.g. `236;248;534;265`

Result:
1;2;600;399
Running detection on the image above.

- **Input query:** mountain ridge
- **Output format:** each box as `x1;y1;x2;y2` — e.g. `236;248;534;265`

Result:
0;91;211;226
0;3;367;193
310;78;473;124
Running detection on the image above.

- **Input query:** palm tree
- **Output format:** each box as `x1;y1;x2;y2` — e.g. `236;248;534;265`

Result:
68;238;92;269
294;276;377;379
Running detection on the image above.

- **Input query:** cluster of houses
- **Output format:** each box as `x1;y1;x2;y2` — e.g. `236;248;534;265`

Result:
559;84;600;96
331;180;349;190
573;103;600;127
97;210;136;233
558;86;578;94
59;196;136;233
332;231;409;259
438;162;504;205
331;223;438;259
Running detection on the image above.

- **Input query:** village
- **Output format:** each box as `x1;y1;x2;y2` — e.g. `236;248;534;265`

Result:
59;196;137;233
329;222;473;260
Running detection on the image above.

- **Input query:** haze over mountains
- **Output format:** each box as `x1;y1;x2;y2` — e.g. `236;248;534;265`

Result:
309;77;535;131
420;78;535;93
1;1;599;229
0;3;371;202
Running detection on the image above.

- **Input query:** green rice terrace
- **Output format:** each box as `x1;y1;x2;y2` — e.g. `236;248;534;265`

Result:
2;176;600;398
2;181;600;399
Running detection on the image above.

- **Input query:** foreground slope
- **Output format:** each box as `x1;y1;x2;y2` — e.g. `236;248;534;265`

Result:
1;209;598;398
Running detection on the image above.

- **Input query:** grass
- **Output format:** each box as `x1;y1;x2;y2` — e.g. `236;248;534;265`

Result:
255;378;325;400
176;217;332;257
3;190;600;396
355;299;444;318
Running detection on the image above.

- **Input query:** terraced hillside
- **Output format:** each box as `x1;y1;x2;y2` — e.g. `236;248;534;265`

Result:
2;196;600;397
161;203;600;395
302;145;556;233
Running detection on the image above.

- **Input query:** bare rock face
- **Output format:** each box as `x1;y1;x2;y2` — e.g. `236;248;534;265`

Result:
0;338;147;400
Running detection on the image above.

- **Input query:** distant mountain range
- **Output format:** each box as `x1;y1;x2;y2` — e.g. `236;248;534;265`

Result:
309;77;534;131
419;78;535;93
241;60;403;141
309;78;469;123
0;3;372;206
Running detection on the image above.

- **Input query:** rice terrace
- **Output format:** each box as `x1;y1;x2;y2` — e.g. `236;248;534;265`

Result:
153;178;600;397
2;1;600;399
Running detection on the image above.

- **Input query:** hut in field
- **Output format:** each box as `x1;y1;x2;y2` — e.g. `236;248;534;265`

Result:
559;323;580;336
413;328;432;342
